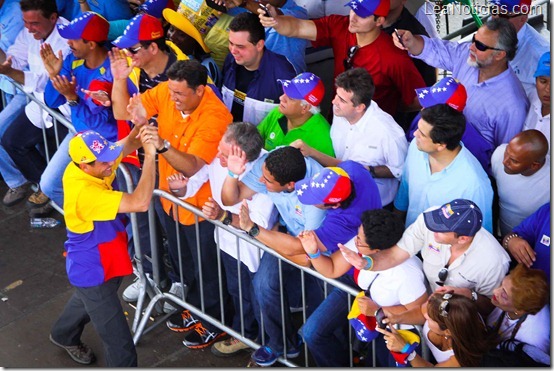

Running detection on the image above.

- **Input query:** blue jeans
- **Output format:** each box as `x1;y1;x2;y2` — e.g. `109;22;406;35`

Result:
40;132;72;207
301;274;356;367
0;92;27;188
221;251;259;340
252;253;324;353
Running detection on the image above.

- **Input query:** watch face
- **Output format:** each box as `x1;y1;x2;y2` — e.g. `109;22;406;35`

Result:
249;224;260;237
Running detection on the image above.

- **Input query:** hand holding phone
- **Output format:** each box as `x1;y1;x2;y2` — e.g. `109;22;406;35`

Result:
394;28;405;48
259;3;271;17
375;307;388;329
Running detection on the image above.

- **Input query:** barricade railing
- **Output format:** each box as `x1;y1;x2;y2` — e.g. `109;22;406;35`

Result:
5;78;429;368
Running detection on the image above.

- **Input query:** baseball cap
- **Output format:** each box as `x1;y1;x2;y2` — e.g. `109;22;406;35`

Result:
163;8;210;53
415;77;467;112
295;167;352;205
533;51;550;78
423;199;483;237
69;130;122;164
278;72;325;107
488;0;532;14
345;0;390;18
57;12;109;42
138;0;174;19
113;14;164;49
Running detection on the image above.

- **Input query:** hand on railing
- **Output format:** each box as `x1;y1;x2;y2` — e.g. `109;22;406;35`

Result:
109;47;134;81
127;93;148;127
201;197;224;220
167;173;189;198
227;144;247;176
50;75;78;101
39;43;63;78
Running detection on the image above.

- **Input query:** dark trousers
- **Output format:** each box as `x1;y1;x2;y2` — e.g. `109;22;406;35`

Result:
50;277;137;367
157;208;229;332
2;110;68;184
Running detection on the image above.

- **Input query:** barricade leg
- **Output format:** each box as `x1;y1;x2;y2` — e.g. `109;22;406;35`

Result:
0;92;28;189
39;132;72;207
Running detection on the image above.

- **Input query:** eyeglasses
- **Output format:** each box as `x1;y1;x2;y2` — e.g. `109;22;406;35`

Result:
435;264;449;287
439;293;453;317
343;45;359;70
127;45;143;55
471;34;503;52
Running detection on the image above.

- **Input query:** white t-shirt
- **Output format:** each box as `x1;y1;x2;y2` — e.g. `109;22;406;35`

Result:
331;100;408;206
207;152;279;272
491;143;551;236
396;209;510;295
344;238;428;307
423;320;455;363
486;305;550;355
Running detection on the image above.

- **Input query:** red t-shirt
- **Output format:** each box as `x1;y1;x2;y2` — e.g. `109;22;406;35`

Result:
313;15;425;116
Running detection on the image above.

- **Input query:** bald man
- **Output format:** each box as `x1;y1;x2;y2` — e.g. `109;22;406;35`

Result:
491;129;550;235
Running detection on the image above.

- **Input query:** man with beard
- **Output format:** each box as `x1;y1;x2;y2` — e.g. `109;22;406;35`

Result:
394;18;528;150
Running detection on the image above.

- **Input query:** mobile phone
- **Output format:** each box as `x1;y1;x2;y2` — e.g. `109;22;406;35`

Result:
375;307;387;329
394;28;405;48
259;3;271;17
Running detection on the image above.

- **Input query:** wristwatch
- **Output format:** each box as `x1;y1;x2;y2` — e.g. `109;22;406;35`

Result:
247;223;260;237
471;290;478;302
67;97;79;106
157;139;171;154
222;211;233;226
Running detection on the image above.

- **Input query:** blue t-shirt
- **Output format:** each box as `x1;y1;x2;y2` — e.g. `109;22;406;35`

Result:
513;202;550;281
315;160;382;254
241;151;325;236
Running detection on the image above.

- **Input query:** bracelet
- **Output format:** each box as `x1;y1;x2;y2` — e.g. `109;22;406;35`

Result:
400;343;411;354
218;210;229;222
407;350;417;362
228;170;240;179
503;232;519;250
307;250;321;259
363;255;373;271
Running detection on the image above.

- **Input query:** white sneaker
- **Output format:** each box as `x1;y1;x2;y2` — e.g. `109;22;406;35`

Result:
163;282;188;313
122;273;154;302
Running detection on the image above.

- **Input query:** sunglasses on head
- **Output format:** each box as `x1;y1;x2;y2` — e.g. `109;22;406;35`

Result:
343;45;359;70
435;264;449;287
471;34;503;52
439;293;453;317
127;45;143;55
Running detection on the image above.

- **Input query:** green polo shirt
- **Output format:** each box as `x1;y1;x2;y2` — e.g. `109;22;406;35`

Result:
257;107;335;157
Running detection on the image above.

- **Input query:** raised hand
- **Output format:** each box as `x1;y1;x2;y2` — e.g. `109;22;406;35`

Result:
40;43;63;77
338;243;367;270
238;199;254;232
258;3;278;28
227;144;247;176
109;47;134;80
51;75;78;100
127;93;148;127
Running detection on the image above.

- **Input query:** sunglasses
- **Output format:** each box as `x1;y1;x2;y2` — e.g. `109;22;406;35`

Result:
343;45;359;70
471;34;503;52
127;45;143;55
439;293;453;317
435;264;449;287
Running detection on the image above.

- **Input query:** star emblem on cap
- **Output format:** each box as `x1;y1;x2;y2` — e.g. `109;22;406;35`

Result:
296;189;304;196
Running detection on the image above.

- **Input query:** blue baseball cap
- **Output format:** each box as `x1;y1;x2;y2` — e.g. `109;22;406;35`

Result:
345;0;390;18
113;14;164;49
57;12;109;42
534;51;550;78
423;199;483;237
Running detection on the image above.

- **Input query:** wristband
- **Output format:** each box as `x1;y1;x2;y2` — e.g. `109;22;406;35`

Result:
407;350;417;362
503;232;518;250
307;250;321;259
400;343;411;354
218;210;229;222
363;255;373;270
228;170;240;179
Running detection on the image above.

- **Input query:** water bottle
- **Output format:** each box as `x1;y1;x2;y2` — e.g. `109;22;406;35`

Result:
30;217;61;228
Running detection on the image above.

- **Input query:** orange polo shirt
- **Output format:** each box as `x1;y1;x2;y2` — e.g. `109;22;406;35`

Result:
141;84;232;225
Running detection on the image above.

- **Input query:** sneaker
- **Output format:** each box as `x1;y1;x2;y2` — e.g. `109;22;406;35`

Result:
27;190;50;208
182;324;226;349
211;336;251;357
163;282;188;313
122;273;154;302
251;336;302;367
49;334;96;365
166;309;200;333
3;183;30;206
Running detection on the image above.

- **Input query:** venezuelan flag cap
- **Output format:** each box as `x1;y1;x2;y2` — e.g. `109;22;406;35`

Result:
69;130;122;164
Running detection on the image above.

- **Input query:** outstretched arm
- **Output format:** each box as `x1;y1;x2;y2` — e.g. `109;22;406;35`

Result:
258;9;317;41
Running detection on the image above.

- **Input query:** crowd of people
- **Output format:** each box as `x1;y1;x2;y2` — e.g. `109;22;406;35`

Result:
0;0;549;367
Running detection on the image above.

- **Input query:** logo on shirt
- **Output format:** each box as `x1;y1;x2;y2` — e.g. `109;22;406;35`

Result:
295;205;303;216
540;234;550;246
269;132;276;140
427;243;441;253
